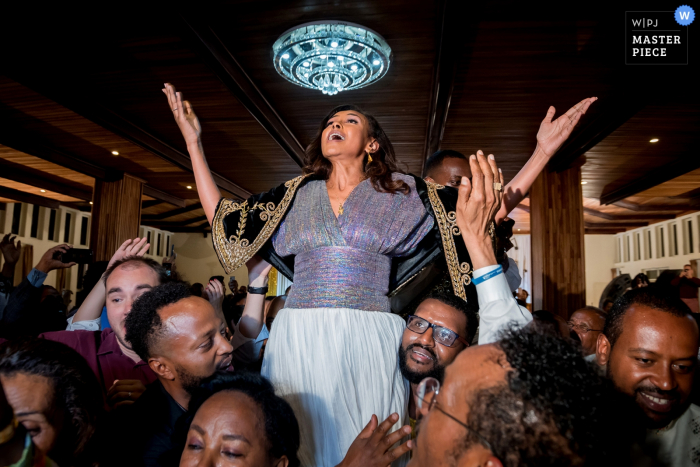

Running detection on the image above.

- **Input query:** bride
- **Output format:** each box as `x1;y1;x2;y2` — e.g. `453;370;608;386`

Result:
163;83;594;466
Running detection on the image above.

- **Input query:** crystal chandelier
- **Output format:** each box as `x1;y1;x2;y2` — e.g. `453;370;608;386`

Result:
272;21;392;95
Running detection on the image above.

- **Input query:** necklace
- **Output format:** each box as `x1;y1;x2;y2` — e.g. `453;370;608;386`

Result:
327;179;364;215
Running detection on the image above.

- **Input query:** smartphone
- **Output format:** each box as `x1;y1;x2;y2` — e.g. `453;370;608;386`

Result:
210;275;225;284
54;248;93;264
164;262;172;276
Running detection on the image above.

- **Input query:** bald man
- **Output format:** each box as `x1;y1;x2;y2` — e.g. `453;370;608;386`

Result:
568;306;606;356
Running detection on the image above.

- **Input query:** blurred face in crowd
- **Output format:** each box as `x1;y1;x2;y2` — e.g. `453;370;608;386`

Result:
682;265;694;278
408;344;506;467
603;300;614;313
399;299;468;384
0;373;65;459
597;305;699;429
568;308;605;356
150;297;233;394
180;391;288;467
426;157;472;188
106;262;161;350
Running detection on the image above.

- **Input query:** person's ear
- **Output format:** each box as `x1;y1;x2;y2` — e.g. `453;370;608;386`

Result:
365;139;379;155
485;457;503;467
272;455;289;467
148;357;176;380
596;333;611;367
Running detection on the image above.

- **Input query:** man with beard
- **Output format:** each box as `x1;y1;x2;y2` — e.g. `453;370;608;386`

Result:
595;287;699;467
109;281;234;467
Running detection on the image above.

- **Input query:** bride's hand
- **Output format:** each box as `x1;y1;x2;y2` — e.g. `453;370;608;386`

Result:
163;83;202;146
246;255;273;288
455;151;504;270
536;97;597;158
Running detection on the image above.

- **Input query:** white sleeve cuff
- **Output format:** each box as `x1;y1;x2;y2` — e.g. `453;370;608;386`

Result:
66;316;101;331
474;265;514;308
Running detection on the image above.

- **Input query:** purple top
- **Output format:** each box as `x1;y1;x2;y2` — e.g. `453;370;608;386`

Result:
273;174;434;312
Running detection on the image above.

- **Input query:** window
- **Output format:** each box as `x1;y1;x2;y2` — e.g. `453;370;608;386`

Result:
672;224;679;256
80;217;89;246
146;231;152;254
11;204;22;234
165;236;170;257
659;227;665;257
30;205;40;238
635;233;641;261
687;220;694;254
646;230;652;259
48;209;57;241
156;233;162;256
64;212;72;243
625;236;631;262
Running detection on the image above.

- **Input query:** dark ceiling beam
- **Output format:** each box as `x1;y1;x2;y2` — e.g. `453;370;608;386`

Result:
612;200;696;212
585;228;625;235
0;129;114;180
61;202;92;213
600;155;700;205
142;200;166;209
142;186;187;209
180;14;305;168
0;186;60;210
583;207;675;221
142;202;203;221
670;186;700;200
422;0;477;173
549;96;645;173
585;221;648;229
6;75;251;200
0;159;93;201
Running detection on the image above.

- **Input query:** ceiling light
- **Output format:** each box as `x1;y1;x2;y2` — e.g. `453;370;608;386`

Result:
272;22;392;95
89;202;93;205
649;138;659;143
581;181;588;185
186;185;192;189
111;151;119;156
518;229;521;231
40;189;46;192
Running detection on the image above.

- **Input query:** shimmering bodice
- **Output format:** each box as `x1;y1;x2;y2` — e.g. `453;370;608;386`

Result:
272;174;434;312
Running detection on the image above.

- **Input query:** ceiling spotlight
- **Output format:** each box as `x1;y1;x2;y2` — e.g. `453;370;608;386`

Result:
111;151;119;156
581;181;588;185
40;189;46;192
186;185;192;189
518;229;521;231
89;201;93;205
649;138;659;143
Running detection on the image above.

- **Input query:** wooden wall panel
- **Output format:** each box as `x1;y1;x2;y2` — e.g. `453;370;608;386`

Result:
530;165;585;317
89;174;143;261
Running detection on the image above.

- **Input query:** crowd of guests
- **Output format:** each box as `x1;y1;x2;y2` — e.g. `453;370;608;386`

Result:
0;149;698;466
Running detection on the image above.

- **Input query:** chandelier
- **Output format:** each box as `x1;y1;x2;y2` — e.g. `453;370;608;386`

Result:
272;21;392;95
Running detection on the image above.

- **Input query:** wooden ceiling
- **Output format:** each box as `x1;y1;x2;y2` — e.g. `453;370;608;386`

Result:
0;0;697;234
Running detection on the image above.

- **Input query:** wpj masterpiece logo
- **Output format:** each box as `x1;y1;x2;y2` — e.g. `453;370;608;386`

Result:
625;5;694;64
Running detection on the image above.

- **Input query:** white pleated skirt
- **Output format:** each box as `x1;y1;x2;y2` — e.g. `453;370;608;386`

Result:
261;307;409;467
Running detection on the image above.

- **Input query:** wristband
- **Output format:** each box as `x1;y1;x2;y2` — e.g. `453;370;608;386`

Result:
472;265;503;285
247;286;269;295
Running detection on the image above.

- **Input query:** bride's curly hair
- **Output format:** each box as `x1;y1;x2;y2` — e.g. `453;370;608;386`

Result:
303;104;409;195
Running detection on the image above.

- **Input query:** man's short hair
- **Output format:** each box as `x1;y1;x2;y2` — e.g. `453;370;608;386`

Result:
124;281;192;361
459;326;633;466
103;256;169;286
424;149;468;177
0;338;103;461
422;291;478;343
604;287;693;347
575;305;607;319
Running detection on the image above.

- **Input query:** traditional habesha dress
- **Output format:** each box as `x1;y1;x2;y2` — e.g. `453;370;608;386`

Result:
211;173;480;467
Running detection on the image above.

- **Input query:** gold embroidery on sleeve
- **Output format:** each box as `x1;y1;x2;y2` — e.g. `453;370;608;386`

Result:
211;175;307;273
425;181;472;300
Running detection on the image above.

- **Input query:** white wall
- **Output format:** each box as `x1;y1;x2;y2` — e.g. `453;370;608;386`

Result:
1;202;173;309
584;235;617;307
613;212;700;279
171;232;248;287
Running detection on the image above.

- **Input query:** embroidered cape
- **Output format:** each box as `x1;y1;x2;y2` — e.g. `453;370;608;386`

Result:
211;174;487;303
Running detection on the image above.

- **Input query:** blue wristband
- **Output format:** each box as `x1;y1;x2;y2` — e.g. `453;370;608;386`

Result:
472;265;503;285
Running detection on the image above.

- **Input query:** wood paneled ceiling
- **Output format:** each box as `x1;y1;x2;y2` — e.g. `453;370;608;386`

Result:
0;1;697;233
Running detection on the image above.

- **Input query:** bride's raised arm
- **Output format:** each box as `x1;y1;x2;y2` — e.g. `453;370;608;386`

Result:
163;83;222;223
496;96;597;223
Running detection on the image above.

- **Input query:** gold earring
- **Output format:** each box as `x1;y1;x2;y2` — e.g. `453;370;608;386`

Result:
367;151;373;163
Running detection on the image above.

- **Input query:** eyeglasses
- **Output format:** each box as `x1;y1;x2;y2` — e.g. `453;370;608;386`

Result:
406;315;469;348
415;377;492;451
566;321;603;333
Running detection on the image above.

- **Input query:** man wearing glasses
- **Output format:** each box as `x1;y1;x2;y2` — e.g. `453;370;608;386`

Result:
567;306;606;357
